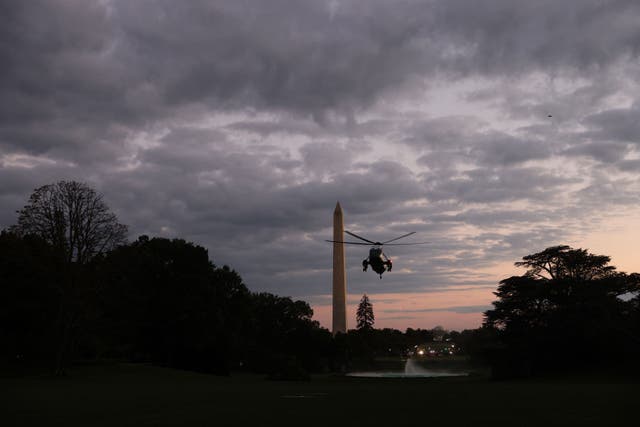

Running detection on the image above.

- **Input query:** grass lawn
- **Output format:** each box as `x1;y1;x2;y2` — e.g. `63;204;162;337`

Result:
2;363;636;426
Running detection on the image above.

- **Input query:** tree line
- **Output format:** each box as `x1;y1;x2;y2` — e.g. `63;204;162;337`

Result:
2;181;639;378
1;229;339;377
1;181;336;377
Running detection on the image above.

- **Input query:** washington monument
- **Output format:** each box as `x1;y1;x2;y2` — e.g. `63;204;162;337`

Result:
332;202;347;334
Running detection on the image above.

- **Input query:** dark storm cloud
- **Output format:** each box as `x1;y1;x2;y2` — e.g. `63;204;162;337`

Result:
0;0;142;158
584;105;640;143
430;0;640;75
562;142;631;163
470;75;629;123
101;119;424;248
3;0;640;146
300;142;354;176
420;130;551;168
226;118;320;138
403;116;485;149
470;133;551;166
617;159;640;172
0;0;618;142
430;208;559;227
110;0;442;117
424;167;579;204
404;116;553;171
2;0;640;327
226;115;389;140
574;177;640;207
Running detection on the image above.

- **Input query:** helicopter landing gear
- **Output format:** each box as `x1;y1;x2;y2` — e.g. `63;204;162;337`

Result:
362;259;369;272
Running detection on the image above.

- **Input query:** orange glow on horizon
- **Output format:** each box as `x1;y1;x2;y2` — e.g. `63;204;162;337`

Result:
312;222;640;332
312;286;496;332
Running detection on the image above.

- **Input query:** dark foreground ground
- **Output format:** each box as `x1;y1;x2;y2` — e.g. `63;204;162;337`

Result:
2;363;636;426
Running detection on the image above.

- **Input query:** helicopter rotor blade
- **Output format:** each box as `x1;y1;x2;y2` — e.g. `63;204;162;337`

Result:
324;240;373;245
344;230;377;244
381;231;416;244
383;242;430;246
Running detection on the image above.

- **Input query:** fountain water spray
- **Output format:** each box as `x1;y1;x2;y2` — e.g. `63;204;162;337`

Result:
347;358;468;378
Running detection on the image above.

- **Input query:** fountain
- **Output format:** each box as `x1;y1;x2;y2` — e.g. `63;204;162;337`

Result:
346;358;468;378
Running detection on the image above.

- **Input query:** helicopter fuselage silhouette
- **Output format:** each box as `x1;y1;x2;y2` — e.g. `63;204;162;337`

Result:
326;230;427;279
363;247;392;278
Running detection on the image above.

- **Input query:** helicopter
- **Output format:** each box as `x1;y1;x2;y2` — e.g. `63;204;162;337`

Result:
326;230;428;278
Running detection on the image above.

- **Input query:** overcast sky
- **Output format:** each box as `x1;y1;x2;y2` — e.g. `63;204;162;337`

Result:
2;0;640;330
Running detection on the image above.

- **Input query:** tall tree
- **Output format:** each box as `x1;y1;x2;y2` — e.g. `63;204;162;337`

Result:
484;245;640;374
13;181;127;264
98;236;249;374
356;294;375;330
11;181;127;374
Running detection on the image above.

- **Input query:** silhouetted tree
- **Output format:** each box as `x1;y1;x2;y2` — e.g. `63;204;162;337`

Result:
0;231;62;369
378;328;407;357
10;181;128;375
484;245;640;376
13;181;127;264
98;236;249;374
246;292;329;378
356;294;375;330
456;327;500;365
97;235;332;376
628;284;640;354
405;328;435;347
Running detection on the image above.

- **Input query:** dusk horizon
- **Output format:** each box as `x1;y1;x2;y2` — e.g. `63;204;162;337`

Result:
3;0;640;332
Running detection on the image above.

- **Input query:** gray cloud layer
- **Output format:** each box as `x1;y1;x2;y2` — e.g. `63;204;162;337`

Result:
2;1;640;326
